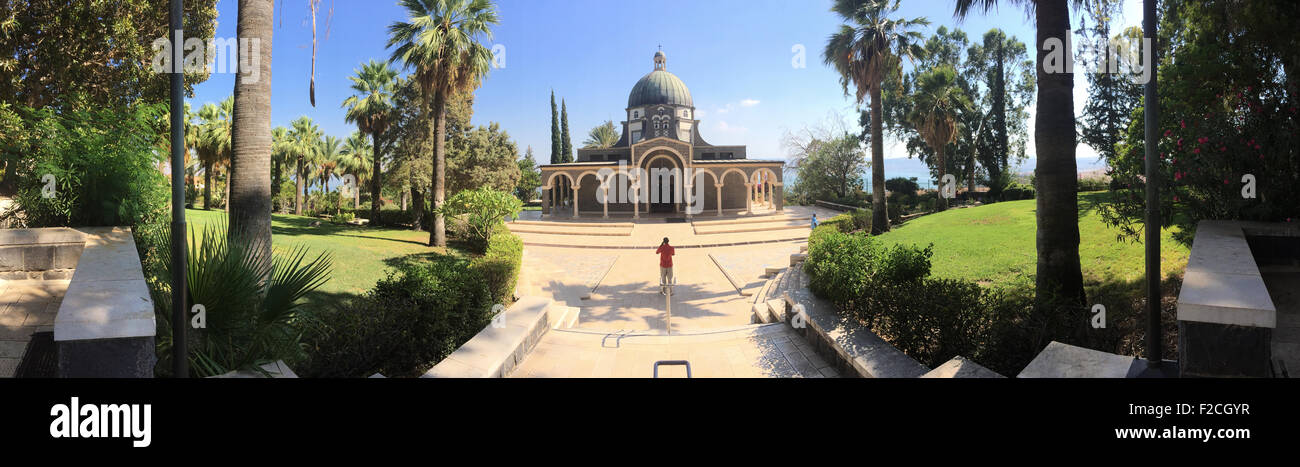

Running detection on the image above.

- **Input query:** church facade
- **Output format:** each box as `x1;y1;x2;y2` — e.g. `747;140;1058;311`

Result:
540;50;785;219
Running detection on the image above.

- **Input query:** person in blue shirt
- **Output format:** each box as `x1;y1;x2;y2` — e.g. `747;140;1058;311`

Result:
810;213;818;229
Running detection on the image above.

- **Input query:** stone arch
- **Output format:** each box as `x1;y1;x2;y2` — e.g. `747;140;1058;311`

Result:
748;167;782;186
575;170;607;189
635;145;688;169
718;168;748;187
543;171;575;189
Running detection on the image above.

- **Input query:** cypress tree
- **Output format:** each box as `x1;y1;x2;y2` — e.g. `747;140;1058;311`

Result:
550;90;560;164
560;99;573;163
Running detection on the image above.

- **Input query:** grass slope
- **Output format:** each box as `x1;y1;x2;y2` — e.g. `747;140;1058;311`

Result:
184;209;467;301
872;192;1190;288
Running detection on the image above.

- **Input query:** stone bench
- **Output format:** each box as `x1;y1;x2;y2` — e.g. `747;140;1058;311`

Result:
422;296;553;378
53;227;156;378
1176;220;1291;377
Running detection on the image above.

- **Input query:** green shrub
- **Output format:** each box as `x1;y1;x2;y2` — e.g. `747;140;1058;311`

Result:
849;208;872;232
300;256;493;377
136;221;333;377
804;229;881;303
471;224;523;306
1002;183;1036;201
434;187;523;253
2;104;168;227
331;211;356;224
357;207;417;227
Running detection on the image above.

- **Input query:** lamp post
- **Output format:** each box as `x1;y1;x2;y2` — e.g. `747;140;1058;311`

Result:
1143;0;1162;369
168;0;189;378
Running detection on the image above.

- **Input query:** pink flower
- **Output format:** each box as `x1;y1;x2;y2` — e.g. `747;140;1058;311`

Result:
1180;120;1186;129
1198;137;1209;144
1193;148;1201;154
1164;130;1173;137
1255;144;1261;150
1225;178;1231;185
1174;195;1180;202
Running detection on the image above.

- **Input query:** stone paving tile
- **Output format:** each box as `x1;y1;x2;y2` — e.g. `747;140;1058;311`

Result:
0;357;18;378
0;340;27;359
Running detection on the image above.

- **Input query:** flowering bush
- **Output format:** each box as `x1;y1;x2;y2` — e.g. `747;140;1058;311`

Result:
1099;2;1300;245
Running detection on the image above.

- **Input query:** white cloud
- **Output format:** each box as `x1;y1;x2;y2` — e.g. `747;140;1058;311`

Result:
716;120;748;134
739;98;761;107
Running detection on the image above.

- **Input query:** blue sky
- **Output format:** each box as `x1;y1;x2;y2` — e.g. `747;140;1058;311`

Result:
189;0;1145;173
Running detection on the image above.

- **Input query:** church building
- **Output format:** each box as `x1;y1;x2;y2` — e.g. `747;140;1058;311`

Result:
540;50;785;219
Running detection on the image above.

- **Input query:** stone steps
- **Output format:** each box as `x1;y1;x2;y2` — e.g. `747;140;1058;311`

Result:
549;305;581;329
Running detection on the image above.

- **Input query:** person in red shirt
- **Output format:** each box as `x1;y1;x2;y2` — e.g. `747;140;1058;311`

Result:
656;237;675;295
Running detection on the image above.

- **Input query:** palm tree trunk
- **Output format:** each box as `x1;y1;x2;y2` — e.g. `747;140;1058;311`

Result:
936;148;948;211
430;93;448;247
371;130;383;219
1034;0;1086;311
295;157;304;215
354;172;361;209
228;0;274;257
204;160;212;210
223;166;231;211
869;83;889;234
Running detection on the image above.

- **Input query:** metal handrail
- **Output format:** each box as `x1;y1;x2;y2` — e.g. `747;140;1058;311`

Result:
653;360;692;378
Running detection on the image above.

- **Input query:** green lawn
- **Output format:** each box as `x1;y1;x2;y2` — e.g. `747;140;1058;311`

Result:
872;192;1190;288
184;209;469;302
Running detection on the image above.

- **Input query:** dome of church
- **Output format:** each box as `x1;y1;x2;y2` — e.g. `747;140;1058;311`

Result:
627;50;692;108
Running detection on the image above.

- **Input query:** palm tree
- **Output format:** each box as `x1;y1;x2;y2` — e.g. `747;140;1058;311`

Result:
955;0;1086;309
271;126;292;212
317;135;343;205
289;117;322;216
342;59;399;221
907;65;970;211
195;103;223;210
388;0;500;247
341;131;374;210
208;97;235;212
824;0;928;234
183;103;201;202
228;0;276;259
582;121;620;148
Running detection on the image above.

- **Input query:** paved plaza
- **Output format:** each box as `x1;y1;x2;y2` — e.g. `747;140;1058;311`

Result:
0;280;65;377
510;206;842;377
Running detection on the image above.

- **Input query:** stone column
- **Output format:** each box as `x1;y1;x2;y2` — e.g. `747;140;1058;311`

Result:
632;183;640;220
684;183;693;219
601;186;609;219
775;185;784;212
744;182;753;215
572;184;580;218
541;187;549;217
715;185;723;216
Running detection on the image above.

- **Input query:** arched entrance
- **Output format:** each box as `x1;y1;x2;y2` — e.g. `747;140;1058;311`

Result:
641;151;683;214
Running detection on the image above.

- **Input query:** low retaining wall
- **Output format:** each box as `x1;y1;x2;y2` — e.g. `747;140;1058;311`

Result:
54;227;155;378
0;227;84;280
422;296;553;378
777;264;929;378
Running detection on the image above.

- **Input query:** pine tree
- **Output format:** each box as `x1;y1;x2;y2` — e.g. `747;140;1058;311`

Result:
550;90;560;164
560;99;573;163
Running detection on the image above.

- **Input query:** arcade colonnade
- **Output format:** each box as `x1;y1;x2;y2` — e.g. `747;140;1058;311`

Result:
539;164;783;219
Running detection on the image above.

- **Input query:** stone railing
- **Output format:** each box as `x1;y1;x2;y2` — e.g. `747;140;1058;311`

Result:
422;296;553;378
54;227;156;378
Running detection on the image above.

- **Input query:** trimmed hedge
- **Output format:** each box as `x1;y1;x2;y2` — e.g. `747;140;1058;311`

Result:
471;223;524;306
299;227;525;377
805;228;1031;371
